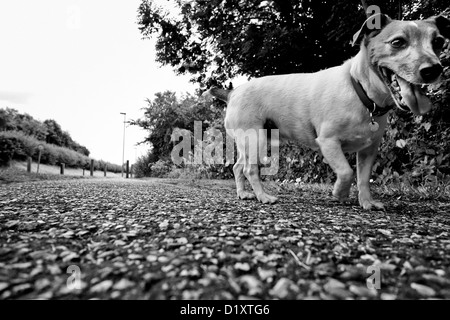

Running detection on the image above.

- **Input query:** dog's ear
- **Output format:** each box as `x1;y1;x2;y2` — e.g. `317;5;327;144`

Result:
430;15;450;38
352;13;392;47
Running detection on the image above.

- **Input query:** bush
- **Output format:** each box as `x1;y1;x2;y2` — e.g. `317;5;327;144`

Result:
0;135;24;166
0;131;34;166
0;131;121;172
149;159;172;177
133;152;154;178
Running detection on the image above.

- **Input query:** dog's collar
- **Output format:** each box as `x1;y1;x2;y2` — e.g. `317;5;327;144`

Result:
350;76;393;117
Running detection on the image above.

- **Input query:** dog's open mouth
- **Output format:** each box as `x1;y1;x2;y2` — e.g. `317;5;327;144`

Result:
379;67;432;115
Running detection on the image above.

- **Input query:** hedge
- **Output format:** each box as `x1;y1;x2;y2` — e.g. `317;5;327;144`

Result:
0;131;122;172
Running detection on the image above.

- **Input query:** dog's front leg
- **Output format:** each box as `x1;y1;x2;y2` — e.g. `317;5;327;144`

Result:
316;137;354;202
357;139;385;210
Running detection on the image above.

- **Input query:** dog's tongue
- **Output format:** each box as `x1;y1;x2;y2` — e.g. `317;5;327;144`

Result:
396;77;432;115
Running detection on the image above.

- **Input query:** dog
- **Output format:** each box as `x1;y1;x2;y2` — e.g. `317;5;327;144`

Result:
204;13;450;210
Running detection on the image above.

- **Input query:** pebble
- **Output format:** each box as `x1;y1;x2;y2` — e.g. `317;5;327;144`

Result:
90;280;113;293
411;283;436;297
349;285;377;298
269;278;297;299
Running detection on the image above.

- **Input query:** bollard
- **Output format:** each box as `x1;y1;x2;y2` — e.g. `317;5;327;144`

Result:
27;157;32;173
126;160;129;179
104;164;107;177
60;163;65;175
90;159;94;177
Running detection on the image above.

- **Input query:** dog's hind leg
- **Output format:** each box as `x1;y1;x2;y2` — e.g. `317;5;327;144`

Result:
316;137;354;202
233;151;256;200
235;128;278;204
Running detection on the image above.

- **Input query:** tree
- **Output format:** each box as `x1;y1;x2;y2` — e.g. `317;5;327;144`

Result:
73;144;90;157
138;0;361;87
43;119;65;146
43;119;90;155
0;108;47;140
131;91;222;161
1;108;91;156
15;113;48;141
0;108;18;131
138;0;449;88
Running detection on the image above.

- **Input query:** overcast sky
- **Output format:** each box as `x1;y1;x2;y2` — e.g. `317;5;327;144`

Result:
0;0;197;164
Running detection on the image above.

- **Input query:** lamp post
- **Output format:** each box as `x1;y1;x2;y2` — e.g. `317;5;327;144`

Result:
120;112;126;177
37;144;44;173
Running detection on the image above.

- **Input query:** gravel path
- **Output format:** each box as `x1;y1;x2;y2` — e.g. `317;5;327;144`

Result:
0;178;449;300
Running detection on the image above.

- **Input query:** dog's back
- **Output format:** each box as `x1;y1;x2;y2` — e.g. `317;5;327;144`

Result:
210;60;361;146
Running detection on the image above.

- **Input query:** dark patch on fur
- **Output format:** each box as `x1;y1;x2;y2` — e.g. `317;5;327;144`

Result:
264;118;278;141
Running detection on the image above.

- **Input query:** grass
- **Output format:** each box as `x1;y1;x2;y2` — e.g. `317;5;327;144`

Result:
0;161;122;184
377;180;450;201
0;130;123;173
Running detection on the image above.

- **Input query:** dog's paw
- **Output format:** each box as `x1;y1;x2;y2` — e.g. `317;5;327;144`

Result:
332;190;351;204
333;196;351;204
257;193;278;204
332;188;351;202
359;199;385;211
237;191;256;200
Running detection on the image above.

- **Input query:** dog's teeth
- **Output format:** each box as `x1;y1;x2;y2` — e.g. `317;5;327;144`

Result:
391;73;396;82
391;79;400;93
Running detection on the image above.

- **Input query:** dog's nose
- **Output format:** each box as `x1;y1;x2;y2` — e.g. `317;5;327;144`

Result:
420;63;443;83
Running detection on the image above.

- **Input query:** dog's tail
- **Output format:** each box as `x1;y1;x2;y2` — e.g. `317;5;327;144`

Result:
202;87;231;103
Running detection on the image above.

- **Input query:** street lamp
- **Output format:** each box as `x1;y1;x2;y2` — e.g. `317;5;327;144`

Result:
36;144;44;173
120;112;126;177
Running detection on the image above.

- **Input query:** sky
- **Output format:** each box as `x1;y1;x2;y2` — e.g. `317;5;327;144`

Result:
0;0;198;165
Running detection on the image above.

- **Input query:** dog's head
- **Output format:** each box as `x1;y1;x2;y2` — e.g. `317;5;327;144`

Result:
353;13;450;115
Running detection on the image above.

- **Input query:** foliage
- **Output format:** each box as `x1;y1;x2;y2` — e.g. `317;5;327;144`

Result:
0;131;121;172
130;91;224;162
133;151;158;178
375;43;450;186
276;142;335;184
138;0;449;87
0;108;90;156
138;0;365;87
149;159;173;177
0;134;27;166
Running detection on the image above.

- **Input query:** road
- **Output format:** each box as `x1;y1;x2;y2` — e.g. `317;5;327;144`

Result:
0;178;449;300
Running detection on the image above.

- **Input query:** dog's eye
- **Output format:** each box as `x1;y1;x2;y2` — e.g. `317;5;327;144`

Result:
433;37;446;50
390;38;407;48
